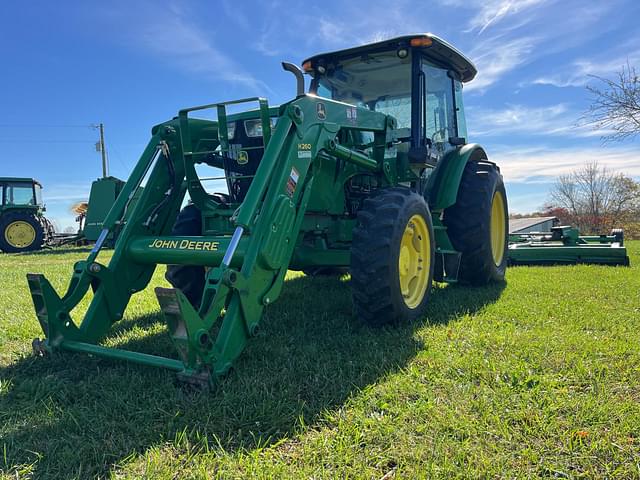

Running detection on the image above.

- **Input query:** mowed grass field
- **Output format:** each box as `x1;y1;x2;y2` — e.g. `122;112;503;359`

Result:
0;243;639;479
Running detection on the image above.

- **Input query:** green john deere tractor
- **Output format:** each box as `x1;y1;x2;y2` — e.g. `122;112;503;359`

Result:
0;177;55;253
28;34;509;386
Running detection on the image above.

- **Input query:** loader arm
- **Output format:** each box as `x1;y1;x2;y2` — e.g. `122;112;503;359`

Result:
28;95;389;385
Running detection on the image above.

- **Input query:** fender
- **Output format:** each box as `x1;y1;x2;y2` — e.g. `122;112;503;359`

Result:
427;143;492;211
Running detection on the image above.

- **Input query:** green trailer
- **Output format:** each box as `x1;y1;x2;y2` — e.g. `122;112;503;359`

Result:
28;34;510;386
508;226;630;266
82;176;126;242
81;176;142;244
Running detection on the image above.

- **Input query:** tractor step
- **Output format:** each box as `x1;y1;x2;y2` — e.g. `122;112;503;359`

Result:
434;249;461;283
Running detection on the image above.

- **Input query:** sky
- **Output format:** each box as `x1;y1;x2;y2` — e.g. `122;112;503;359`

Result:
1;0;639;230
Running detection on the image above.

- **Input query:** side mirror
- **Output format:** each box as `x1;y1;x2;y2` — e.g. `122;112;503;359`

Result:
449;136;466;146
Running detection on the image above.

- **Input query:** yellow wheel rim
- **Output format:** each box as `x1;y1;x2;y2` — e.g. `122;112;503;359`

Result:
399;214;431;309
5;220;36;249
490;191;506;266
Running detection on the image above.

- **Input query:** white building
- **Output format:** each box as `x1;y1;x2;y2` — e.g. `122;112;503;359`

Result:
509;216;558;234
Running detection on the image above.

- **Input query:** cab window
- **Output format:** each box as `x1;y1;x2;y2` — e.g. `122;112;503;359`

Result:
454;80;468;140
312;50;413;128
5;183;35;205
316;83;332;99
422;62;457;149
374;96;412;128
34;184;43;206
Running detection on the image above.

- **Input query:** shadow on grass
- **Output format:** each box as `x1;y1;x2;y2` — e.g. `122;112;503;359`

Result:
5;246;95;256
0;276;504;478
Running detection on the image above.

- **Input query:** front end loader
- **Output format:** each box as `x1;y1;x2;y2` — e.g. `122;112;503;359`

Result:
27;34;509;386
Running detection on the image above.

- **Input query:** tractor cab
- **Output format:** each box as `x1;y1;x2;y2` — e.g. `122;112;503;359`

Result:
0;177;43;209
204;34;475;207
303;33;476;165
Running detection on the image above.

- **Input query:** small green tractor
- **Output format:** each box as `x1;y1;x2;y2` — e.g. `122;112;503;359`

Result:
28;34;509;386
0;177;55;253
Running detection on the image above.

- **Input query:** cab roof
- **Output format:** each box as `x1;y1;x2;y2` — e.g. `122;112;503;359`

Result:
0;177;38;184
302;33;477;83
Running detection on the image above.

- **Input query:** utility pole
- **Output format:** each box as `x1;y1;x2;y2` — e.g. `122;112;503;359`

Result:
98;123;108;178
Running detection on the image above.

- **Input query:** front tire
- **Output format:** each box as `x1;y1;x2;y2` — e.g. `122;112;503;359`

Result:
351;187;435;326
0;211;45;253
444;160;508;285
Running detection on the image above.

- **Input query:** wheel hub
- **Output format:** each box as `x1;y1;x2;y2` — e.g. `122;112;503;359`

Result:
5;220;36;248
398;215;430;309
490;191;506;266
399;245;411;275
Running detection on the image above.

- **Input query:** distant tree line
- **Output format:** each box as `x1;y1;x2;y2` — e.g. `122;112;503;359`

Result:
539;62;640;238
544;162;640;238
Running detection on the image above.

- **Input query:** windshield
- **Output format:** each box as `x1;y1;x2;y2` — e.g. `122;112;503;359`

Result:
5;182;36;205
312;50;412;127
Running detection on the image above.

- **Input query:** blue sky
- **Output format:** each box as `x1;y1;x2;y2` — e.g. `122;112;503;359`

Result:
1;0;639;230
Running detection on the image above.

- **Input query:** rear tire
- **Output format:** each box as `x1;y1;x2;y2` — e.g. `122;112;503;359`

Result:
443;160;508;285
165;204;205;307
351;187;435;326
0;211;45;253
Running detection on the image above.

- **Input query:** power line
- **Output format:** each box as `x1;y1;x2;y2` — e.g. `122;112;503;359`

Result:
109;145;133;172
0;139;96;143
0;123;95;128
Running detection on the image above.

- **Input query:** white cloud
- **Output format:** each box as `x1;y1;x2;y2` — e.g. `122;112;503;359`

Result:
446;0;620;92
465;36;536;92
438;0;551;34
247;0;424;60
493;145;640;183
101;2;270;93
254;23;283;57
136;15;268;91
42;183;91;203
471;0;550;34
468;103;613;138
532;52;640;88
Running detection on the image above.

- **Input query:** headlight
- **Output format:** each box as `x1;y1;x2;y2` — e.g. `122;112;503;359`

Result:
244;118;278;137
225;122;236;140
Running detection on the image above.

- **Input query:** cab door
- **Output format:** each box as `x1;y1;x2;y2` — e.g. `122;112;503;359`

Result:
420;60;464;162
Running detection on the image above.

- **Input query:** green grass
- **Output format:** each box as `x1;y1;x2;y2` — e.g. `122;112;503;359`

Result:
1;244;639;479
